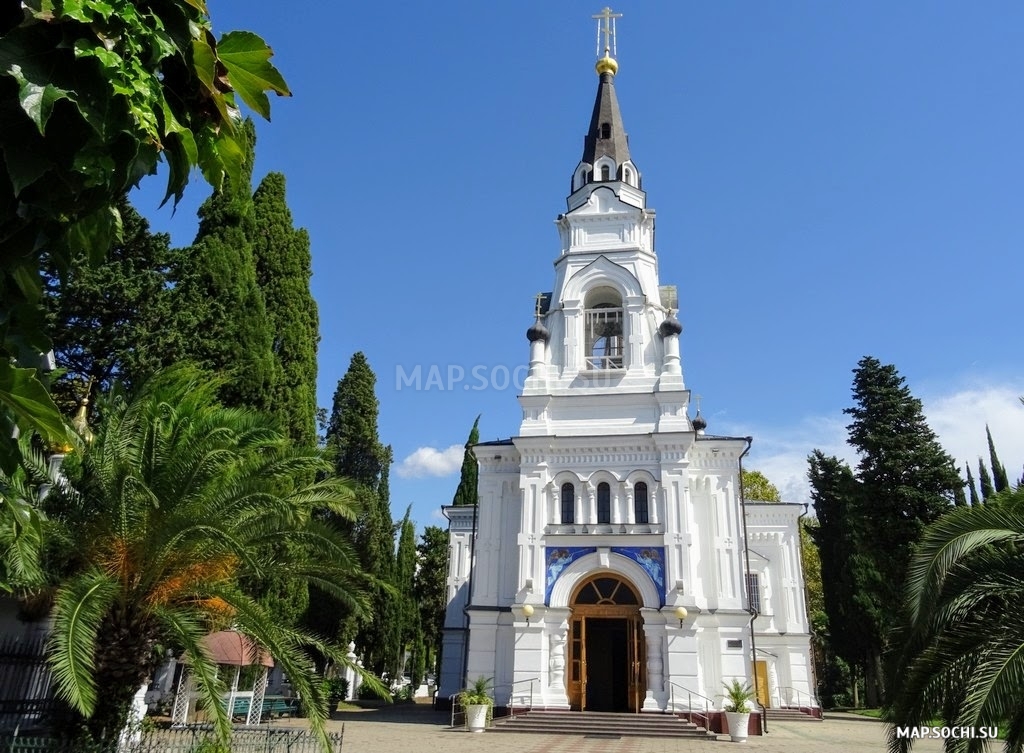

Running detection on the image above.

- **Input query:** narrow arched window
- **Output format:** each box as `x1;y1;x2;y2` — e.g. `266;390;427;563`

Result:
601;164;610;181
623;167;632;186
634;482;649;524
561;483;575;525
597;482;611;524
600;122;611;139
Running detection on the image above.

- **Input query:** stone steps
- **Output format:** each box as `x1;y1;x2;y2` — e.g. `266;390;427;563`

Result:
491;709;715;739
764;707;822;722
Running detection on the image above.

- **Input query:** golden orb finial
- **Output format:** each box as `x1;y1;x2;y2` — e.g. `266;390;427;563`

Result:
595;54;618;76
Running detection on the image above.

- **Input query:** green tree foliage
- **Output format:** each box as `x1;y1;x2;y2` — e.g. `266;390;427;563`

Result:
252;172;319;448
810;357;962;706
808;450;881;705
965;464;980;506
416;525;449;678
42;197;182;413
886;487;1024;753
173;120;275;412
327;353;384;487
741;469;781;502
451;416;480;506
319;354;400;677
40;366;376;749
0;0;288;473
978;458;994;501
986;425;1010;493
393;507;420;682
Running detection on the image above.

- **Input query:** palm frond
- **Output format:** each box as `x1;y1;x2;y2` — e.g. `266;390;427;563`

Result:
47;570;119;715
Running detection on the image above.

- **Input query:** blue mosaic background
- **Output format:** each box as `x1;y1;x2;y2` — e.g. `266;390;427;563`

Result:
544;546;666;606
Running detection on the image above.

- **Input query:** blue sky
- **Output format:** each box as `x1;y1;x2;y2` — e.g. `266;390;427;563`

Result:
134;2;1024;531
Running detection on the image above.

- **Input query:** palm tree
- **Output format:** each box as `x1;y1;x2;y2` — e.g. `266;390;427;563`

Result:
40;366;379;748
887;487;1024;753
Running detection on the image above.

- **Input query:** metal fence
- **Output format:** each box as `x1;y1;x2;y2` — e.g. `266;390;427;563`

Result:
0;635;59;733
1;724;345;753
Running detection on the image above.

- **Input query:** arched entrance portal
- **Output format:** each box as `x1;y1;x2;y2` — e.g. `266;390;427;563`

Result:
567;574;644;712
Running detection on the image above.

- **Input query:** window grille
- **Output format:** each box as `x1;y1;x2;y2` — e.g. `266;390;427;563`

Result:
597;482;611;524
745;573;762;614
561;483;575;524
634;482;649;524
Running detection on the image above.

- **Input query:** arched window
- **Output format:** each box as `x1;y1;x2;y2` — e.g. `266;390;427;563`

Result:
601;164;610;181
623;167;633;186
584;286;624;370
634;482;649;524
600;122;611;139
561;483;575;524
597;482;611;524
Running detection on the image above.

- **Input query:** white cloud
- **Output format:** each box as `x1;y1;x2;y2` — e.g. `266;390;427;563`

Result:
722;379;1024;507
923;382;1024;478
396;445;464;479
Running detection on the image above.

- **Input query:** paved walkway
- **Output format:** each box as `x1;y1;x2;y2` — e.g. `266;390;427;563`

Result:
271;704;945;752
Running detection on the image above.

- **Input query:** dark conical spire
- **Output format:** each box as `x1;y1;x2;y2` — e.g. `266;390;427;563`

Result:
582;71;631;170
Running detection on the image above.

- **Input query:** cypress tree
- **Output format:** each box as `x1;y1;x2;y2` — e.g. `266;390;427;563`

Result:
322;353;400;677
393;506;420;683
978;459;995;500
451;415;481;506
807;450;880;708
172;120;275;412
966;465;980;506
953;477;967;507
43;197;183;413
986;425;1010;493
416;525;449;678
327;353;384;486
252;172;319;447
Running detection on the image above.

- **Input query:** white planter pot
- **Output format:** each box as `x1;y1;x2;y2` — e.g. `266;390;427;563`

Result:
725;711;751;742
466;704;490;732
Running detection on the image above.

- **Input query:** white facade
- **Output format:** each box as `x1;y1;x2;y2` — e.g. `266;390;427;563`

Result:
438;55;816;718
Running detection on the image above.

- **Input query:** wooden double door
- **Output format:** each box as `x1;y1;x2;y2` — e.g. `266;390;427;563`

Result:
567;608;644;712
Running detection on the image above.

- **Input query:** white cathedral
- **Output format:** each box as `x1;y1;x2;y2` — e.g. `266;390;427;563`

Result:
437;15;817;726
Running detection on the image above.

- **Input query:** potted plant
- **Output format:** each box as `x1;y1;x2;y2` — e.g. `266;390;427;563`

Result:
458;676;494;733
722;678;754;742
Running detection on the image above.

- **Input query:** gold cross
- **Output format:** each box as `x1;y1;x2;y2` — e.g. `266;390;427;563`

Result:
593;7;622;58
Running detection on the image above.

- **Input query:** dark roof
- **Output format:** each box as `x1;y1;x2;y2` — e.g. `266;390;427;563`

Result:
581;72;631;168
475;438;514;447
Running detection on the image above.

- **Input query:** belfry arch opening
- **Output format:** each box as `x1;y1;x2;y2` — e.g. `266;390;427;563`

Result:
584;286;624;370
567;573;644;712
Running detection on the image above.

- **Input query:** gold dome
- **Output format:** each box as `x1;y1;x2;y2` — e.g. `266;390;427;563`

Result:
595;54;618;76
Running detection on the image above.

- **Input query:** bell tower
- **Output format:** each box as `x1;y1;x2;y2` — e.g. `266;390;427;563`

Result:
521;7;689;436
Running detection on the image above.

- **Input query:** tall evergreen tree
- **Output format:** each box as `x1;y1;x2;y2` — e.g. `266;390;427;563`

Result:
252;172;319;447
321;354;400;676
986;425;1010;493
327;353;384;487
810;356;961;705
393;507;420;683
966;464;980;506
42;197;182;413
978;458;995;500
416;525;449;678
808;450;881;706
172;120;276;412
451;415;480;506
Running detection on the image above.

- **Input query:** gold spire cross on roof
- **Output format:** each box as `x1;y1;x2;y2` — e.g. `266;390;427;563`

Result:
534;292;546;318
593;6;622;58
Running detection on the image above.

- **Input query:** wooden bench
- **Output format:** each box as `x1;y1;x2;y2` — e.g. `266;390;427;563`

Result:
260;697;299;719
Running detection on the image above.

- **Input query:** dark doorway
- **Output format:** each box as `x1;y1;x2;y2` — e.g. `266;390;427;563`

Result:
584;618;628;711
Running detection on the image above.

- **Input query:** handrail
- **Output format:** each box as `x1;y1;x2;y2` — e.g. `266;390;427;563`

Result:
773;685;819;711
507;677;540;719
666;680;713;732
448;693;463;728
